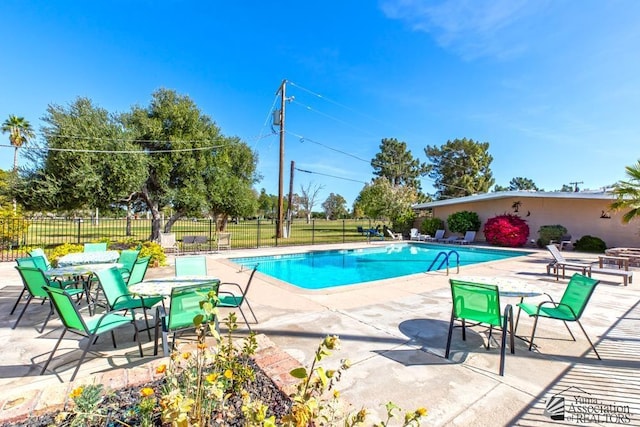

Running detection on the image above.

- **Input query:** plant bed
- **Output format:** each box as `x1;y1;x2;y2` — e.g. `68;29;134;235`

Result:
1;358;292;427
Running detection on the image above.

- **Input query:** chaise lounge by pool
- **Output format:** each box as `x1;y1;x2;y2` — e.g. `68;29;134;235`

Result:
231;243;531;290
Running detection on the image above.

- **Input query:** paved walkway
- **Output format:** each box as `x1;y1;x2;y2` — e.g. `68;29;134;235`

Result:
1;242;639;425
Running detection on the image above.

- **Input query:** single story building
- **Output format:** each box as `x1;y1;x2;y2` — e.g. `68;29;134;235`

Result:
412;190;640;249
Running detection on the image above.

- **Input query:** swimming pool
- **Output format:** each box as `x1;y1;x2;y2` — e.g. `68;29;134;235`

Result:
230;243;531;290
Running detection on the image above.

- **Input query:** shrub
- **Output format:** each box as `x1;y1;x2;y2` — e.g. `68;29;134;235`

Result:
138;240;167;267
536;225;567;248
483;214;530;247
49;243;83;267
392;210;416;236
574;235;607;253
446;211;481;234
419;217;444;237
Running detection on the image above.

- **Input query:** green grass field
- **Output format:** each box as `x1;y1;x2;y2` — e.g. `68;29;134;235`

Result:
2;217;389;260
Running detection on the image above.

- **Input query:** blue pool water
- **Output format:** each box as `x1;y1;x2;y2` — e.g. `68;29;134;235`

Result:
230;243;530;290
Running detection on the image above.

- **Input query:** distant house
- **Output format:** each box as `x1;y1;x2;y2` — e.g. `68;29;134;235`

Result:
412;190;640;248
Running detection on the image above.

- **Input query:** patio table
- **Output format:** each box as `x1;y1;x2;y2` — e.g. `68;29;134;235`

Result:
45;262;123;315
57;250;120;267
128;276;220;297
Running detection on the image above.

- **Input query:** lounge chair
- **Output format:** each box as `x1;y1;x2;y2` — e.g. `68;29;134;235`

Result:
453;231;476;245
424;229;445;242
438;234;460;243
546;244;592;280
386;229;403;240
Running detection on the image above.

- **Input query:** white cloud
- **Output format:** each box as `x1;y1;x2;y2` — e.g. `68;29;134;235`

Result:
380;0;550;60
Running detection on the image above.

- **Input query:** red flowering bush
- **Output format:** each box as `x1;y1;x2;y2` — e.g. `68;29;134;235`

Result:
483;214;529;247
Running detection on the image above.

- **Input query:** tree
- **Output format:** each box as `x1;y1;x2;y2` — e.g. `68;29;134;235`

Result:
124;89;258;238
299;182;324;223
559;184;574;192
424;138;494;200
493;184;509;192
509;177;539;191
353;177;418;231
2;115;35;171
322;193;347;220
205;137;259;230
610;160;640;225
257;188;277;219
371;138;429;190
13;98;148;213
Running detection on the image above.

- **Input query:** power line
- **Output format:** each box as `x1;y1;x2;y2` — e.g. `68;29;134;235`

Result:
295;167;368;184
0;143;225;154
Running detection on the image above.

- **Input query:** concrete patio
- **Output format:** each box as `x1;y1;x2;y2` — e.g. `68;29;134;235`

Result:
1;242;639;425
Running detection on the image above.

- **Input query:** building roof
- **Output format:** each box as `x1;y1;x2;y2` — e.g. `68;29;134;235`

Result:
413;190;617;209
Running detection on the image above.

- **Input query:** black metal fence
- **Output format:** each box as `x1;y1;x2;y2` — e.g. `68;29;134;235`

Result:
0;217;387;262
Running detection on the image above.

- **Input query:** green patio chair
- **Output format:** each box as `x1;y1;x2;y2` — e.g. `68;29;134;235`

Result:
84;242;108;252
40;285;143;381
217;265;259;331
117;249;140;282
175;255;208;277
517;273;601;360
12;266;86;333
94;266;164;340
29;248;52;270
11;257;38;315
445;279;515;376
126;256;151;286
154;282;218;356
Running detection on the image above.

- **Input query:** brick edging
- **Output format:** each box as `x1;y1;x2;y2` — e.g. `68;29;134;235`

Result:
0;334;301;424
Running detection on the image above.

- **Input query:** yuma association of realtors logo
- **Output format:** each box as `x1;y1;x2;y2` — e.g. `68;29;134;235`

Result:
544;386;632;424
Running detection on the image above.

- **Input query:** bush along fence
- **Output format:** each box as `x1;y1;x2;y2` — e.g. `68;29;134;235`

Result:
0;217;387;262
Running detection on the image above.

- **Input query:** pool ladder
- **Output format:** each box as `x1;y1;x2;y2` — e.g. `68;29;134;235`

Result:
427;250;460;275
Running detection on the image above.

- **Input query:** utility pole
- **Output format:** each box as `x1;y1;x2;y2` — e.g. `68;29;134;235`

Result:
275;79;287;239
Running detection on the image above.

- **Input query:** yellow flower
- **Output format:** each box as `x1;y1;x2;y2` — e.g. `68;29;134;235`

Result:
140;387;155;397
181;352;191;360
224;369;233;379
206;373;219;383
197;342;207;350
416;407;428;417
70;387;83;399
333;390;340;399
155;364;167;374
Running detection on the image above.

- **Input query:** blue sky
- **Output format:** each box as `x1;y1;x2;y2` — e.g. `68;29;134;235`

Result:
2;1;639;207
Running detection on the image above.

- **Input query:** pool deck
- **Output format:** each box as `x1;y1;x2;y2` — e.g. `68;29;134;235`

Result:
1;242;639;425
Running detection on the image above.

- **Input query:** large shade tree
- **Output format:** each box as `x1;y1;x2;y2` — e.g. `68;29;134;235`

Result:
124;89;258;238
13;98;148;213
424;138;494;200
610;160;640;225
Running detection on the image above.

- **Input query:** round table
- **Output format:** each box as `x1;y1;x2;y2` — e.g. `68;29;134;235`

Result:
57;250;120;267
128;276;220;297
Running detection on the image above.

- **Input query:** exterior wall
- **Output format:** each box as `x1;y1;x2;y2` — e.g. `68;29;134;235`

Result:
422;196;640;249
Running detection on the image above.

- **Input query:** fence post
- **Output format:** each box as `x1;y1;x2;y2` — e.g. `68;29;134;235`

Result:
76;219;82;245
257;219;261;248
209;218;213;252
312;219;315;245
342;219;345;244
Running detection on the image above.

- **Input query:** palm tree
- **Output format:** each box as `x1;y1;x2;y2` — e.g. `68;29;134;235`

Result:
610;160;640;224
2;115;35;171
